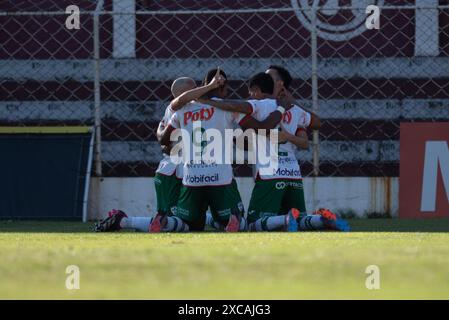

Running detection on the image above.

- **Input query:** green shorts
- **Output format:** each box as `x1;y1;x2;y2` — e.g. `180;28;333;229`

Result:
175;180;244;231
247;179;306;223
154;173;182;215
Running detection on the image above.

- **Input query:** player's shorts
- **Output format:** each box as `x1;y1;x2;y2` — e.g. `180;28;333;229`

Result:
174;179;244;231
247;179;307;223
154;173;182;215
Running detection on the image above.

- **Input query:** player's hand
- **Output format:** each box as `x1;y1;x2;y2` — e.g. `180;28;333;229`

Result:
161;144;172;155
277;95;294;111
277;87;296;110
209;67;226;89
277;86;286;99
277;128;290;143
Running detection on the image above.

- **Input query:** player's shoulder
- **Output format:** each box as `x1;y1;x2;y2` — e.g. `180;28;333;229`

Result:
261;98;277;105
291;103;308;114
174;100;201;112
249;97;276;104
290;104;312;127
167;102;197;122
161;103;175;123
165;103;175;115
247;98;277;110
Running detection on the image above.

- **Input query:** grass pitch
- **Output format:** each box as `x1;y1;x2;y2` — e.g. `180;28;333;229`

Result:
1;219;449;299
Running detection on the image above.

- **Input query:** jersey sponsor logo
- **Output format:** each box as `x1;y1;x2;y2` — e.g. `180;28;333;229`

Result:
275;181;286;190
288;181;303;189
274;168;301;177
185;173;219;184
275;180;303;190
183;107;215;125
278;156;297;164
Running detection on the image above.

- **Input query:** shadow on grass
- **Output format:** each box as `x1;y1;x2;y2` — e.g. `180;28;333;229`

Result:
1;218;449;233
0;221;94;233
349;218;449;233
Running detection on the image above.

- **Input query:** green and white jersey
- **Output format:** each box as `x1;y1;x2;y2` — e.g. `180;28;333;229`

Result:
155;104;183;178
247;99;311;180
168;101;247;187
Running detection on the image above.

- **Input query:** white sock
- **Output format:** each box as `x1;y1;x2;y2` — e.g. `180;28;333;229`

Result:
163;216;189;232
249;215;286;231
238;217;248;231
266;215;286;230
206;213;248;231
120;217;152;232
299;215;324;231
206;212;222;230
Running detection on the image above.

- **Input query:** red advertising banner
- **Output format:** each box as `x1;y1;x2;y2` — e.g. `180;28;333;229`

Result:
399;122;449;218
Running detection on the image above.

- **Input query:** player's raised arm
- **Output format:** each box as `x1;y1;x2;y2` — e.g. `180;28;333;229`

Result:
158;111;181;146
157;119;177;148
308;112;321;130
240;95;294;130
200;98;253;114
239;110;283;130
170;69;225;111
158;123;176;147
160;144;171;155
156;120;166;144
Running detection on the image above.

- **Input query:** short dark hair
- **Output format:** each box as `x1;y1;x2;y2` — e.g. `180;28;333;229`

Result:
267;65;293;89
203;68;227;85
248;72;274;94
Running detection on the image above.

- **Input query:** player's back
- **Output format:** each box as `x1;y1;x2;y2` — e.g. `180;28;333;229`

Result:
169;101;239;187
248;98;309;180
174;101;234;133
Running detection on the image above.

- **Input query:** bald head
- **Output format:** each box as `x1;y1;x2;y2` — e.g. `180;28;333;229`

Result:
171;77;196;98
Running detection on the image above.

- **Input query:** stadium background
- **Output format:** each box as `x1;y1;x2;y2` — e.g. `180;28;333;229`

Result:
1;0;448;219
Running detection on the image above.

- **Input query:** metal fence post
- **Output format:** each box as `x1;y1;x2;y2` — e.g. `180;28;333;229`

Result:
93;0;103;177
311;1;320;177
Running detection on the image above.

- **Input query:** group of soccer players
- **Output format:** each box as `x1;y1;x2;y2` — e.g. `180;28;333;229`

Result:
94;66;350;233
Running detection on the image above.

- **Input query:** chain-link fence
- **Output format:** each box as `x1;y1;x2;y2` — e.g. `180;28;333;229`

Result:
1;0;449;178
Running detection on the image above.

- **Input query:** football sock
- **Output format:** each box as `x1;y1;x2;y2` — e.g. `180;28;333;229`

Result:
249;215;286;231
238;216;248;231
298;215;324;231
162;216;189;232
206;213;248;231
206;212;221;230
120;217;152;232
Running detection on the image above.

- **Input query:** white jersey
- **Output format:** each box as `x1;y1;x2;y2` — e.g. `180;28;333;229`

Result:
155;104;183;178
168;101;246;187
247;98;311;180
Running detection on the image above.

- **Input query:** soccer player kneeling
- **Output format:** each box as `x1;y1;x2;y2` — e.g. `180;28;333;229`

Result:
94;70;232;232
202;70;350;232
